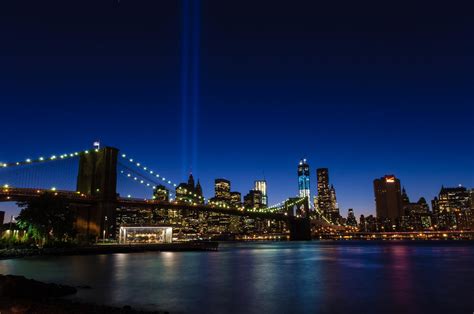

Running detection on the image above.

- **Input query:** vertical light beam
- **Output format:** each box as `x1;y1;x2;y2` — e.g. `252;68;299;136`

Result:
191;0;200;180
181;0;200;181
180;0;190;180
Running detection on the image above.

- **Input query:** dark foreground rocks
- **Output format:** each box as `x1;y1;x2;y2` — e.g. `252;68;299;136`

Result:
0;275;167;313
0;274;77;299
0;299;167;314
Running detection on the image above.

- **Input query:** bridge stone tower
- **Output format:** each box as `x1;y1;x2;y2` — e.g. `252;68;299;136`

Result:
285;197;312;240
76;147;119;240
288;218;311;240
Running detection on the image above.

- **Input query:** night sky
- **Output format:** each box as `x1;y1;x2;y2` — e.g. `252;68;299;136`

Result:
0;0;473;219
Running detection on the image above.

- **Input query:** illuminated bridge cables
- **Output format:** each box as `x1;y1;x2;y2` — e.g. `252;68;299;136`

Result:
312;206;332;225
0;154;79;191
119;153;206;202
117;166;175;200
0;149;93;169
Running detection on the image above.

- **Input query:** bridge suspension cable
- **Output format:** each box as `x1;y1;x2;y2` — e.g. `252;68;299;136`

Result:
119;153;206;202
118;168;175;200
0;148;98;168
0;151;84;192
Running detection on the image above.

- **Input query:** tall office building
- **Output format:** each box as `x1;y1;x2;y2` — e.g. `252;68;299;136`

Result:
432;185;472;230
298;159;310;201
316;168;331;211
373;175;403;221
254;180;267;207
315;168;340;222
215;179;231;200
230;191;242;208
0;210;4;225
346;208;357;227
244;190;263;209
435;186;471;213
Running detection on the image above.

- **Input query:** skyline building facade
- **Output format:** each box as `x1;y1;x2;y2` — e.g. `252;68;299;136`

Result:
244;190;263;209
315;168;340;223
213;178;231;205
230;191;242;208
432;186;471;213
175;173;204;204
297;159;311;202
432;185;472;230
373;175;404;222
153;184;170;202
346;208;357;227
254;180;267;207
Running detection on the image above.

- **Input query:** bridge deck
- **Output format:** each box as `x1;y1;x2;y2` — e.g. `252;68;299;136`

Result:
0;187;296;221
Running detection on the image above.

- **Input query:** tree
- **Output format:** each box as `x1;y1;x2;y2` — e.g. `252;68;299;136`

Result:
16;193;76;244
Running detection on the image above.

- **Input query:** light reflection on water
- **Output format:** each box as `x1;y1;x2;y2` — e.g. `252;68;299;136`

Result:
1;241;473;314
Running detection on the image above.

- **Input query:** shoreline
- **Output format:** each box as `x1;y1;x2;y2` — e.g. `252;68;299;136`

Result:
0;274;168;313
0;241;218;260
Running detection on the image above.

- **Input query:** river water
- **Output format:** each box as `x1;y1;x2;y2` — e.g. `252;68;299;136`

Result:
1;241;473;314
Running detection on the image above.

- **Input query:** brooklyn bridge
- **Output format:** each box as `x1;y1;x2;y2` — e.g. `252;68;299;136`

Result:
0;146;343;241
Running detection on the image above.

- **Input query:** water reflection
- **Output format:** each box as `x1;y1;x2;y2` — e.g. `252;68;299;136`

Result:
1;242;473;314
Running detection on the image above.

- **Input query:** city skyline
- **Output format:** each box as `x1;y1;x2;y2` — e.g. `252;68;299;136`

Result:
0;148;471;220
1;1;473;218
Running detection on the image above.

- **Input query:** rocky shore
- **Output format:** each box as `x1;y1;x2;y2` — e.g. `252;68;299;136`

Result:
0;275;168;314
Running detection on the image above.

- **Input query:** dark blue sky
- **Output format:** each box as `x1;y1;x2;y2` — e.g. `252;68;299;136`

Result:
0;0;473;219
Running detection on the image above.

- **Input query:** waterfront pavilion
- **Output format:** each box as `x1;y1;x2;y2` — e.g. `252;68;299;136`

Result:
118;226;173;244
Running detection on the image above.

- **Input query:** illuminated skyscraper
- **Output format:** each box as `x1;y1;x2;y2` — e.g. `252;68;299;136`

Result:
209;178;232;206
297;159;310;201
254;180;267;207
374;175;403;221
315;168;340;223
435;186;470;213
316;168;331;212
244;190;263;209
432;185;471;230
230;192;242;208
